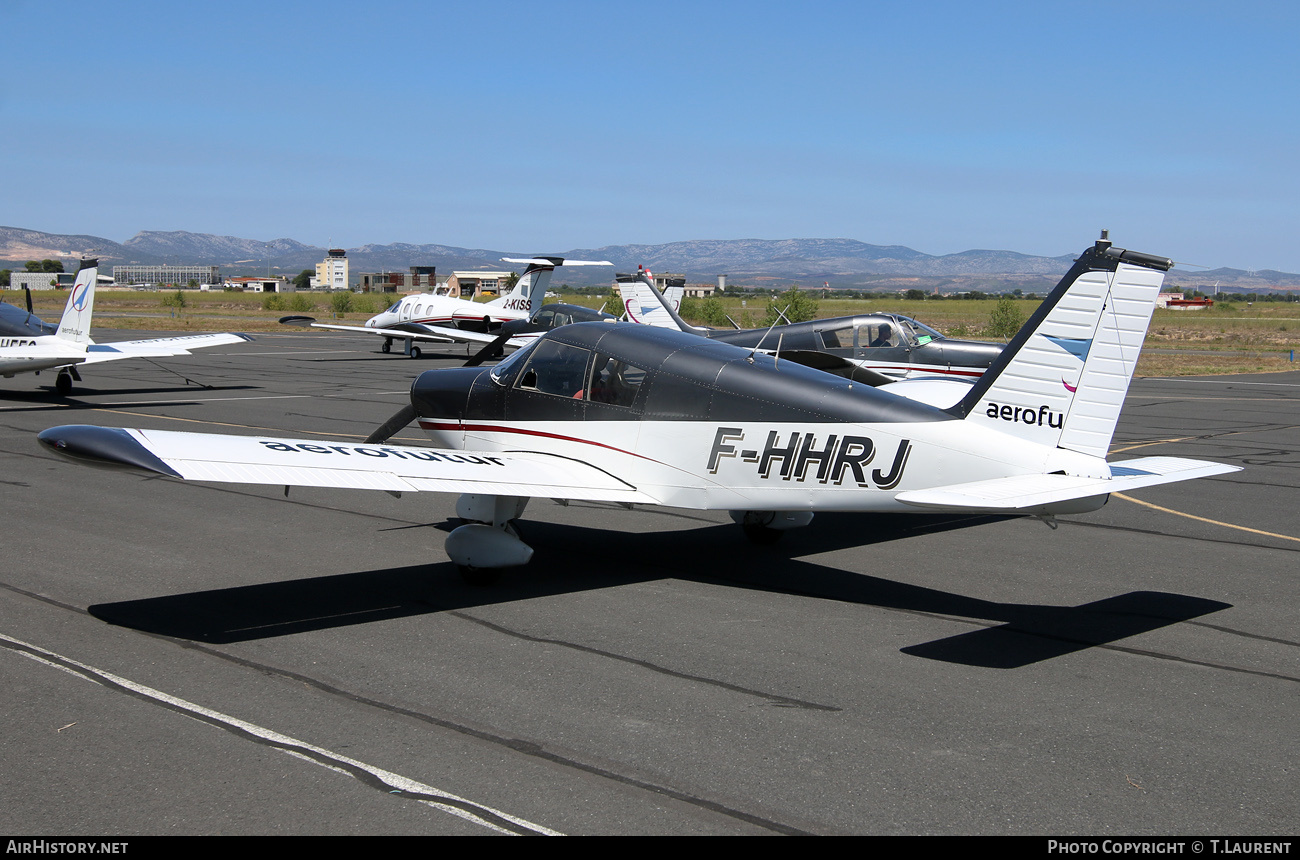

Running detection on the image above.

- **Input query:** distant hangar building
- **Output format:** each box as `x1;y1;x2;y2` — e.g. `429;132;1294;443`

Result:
111;264;222;286
358;266;445;294
10;271;77;291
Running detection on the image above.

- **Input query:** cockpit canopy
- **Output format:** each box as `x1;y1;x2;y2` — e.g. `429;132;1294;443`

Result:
472;323;950;426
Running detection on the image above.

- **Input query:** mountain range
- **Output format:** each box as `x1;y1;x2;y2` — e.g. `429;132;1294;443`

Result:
3;226;1296;292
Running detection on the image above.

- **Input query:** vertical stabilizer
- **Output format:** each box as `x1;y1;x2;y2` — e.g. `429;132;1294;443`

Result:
56;259;98;345
498;257;613;316
619;269;699;332
952;236;1172;458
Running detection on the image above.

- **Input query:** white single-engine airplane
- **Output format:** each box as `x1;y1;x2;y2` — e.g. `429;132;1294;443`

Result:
1;259;251;395
280;256;612;358
39;235;1238;583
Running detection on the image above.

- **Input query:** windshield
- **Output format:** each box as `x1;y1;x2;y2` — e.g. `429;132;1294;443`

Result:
899;317;944;343
489;338;538;383
514;341;592;398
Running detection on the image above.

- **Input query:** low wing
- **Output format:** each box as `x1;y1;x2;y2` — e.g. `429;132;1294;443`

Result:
0;344;87;374
280;315;533;350
37;425;658;505
81;332;253;364
280;318;457;343
895;457;1240;512
774;349;896;386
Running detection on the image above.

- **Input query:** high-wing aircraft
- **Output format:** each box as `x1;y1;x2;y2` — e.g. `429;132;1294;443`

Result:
616;268;1004;388
39;235;1238;583
1;259;251;395
280;257;612;358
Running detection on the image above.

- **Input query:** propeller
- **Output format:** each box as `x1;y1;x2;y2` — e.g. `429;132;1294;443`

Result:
365;404;417;444
463;317;549;367
24;286;34;314
464;330;514;367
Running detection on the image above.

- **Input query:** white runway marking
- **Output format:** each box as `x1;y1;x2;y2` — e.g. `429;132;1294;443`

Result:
0;631;563;836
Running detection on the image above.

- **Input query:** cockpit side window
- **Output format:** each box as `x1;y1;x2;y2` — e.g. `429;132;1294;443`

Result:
858;322;898;349
587;353;647;408
818;325;854;349
515;341;593;399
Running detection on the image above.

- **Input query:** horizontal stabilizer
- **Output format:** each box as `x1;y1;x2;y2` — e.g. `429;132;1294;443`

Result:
500;258;614;267
895;457;1239;512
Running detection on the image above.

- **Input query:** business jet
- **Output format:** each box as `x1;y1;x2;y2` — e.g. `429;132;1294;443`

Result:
1;259;251;396
280;257;612;358
616;268;1003;388
39;234;1237;584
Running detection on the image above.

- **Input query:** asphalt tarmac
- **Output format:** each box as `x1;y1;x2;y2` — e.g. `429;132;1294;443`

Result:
1;330;1295;835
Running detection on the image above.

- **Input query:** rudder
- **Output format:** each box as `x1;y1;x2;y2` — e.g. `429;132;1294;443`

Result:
56;259;98;345
952;235;1172;458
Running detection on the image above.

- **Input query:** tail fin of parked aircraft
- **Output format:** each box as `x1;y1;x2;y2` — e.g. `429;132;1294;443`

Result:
951;234;1172;459
55;259;98;345
497;257;614;316
617;268;695;331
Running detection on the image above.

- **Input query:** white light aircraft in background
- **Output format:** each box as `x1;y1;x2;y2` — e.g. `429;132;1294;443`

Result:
0;259;251;396
40;234;1237;583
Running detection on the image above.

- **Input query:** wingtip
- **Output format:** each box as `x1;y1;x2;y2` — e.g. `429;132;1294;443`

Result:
38;425;181;478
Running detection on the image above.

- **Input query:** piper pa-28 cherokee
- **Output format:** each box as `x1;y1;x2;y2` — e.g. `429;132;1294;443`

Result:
1;259;251;395
40;234;1237;582
616;267;1004;388
280;256;612;358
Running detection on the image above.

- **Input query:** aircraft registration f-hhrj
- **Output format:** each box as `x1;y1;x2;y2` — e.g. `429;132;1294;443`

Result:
39;235;1238;581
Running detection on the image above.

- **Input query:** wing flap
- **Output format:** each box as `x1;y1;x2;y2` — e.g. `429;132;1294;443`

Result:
895;456;1239;511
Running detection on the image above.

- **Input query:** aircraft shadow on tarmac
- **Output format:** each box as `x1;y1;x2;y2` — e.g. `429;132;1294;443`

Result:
0;388;260;414
1;384;259;402
88;512;1230;668
293;354;474;363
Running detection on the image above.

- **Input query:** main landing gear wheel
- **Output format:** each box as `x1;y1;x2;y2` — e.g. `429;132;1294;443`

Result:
381;340;391;353
409;345;421;359
55;372;72;396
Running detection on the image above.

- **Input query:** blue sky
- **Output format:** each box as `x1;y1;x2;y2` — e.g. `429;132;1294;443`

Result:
4;1;1298;271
